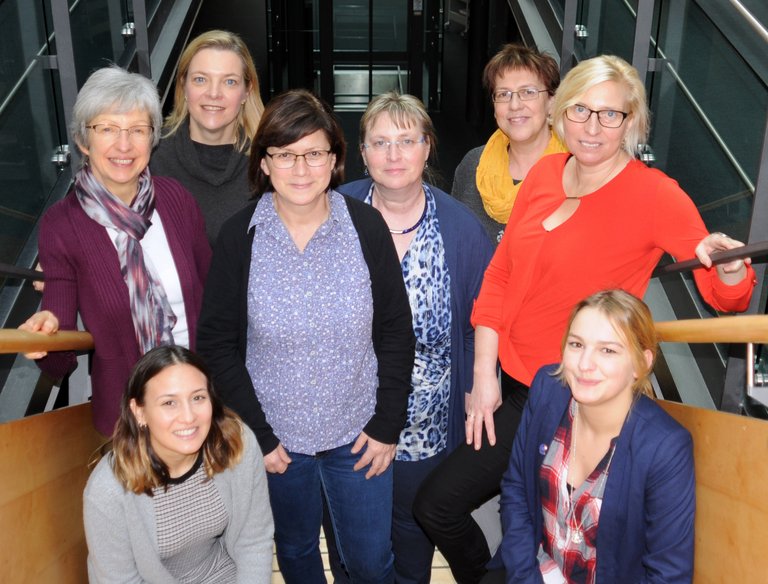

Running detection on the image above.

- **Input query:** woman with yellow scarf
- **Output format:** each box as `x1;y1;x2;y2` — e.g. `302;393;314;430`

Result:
452;44;566;244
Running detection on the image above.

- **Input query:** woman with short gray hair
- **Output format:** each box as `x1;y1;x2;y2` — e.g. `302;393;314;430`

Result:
20;66;211;436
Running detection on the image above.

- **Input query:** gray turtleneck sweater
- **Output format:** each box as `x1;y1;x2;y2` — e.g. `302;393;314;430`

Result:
151;121;253;244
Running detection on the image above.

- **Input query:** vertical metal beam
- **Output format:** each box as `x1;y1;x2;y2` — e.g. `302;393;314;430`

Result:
722;113;768;413
318;0;334;103
560;0;578;77
631;0;655;84
132;0;151;78
408;0;425;101
50;0;80;168
368;0;374;100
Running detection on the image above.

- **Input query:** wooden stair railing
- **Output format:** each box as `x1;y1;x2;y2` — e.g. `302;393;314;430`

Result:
2;319;768;582
0;329;93;353
650;314;768;583
0;329;101;584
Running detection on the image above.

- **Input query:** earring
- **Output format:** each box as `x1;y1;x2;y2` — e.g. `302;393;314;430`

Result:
364;166;369;176
424;161;429;169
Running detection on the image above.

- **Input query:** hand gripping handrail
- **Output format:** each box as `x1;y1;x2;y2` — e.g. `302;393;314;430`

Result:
651;240;768;277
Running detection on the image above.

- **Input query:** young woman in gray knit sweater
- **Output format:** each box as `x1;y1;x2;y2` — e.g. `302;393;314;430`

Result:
151;30;264;244
84;346;274;583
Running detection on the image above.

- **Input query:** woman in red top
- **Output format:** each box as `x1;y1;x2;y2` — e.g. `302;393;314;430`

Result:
414;54;753;583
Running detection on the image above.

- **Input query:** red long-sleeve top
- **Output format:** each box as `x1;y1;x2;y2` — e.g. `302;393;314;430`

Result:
472;154;755;386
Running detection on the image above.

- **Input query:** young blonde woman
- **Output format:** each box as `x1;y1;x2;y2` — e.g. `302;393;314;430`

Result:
83;345;273;583
501;290;695;582
151;30;264;243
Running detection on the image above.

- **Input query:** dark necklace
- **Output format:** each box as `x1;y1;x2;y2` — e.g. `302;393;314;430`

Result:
389;200;427;235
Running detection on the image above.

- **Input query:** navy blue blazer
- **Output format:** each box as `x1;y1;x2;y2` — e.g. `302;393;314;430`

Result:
500;365;695;583
338;178;494;451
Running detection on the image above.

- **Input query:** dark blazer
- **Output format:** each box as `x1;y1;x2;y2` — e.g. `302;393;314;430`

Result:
196;192;415;454
37;177;211;434
338;178;494;451
500;365;695;583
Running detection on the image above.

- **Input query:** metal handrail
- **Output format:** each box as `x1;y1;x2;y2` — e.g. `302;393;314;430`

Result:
651;240;768;277
0;263;43;281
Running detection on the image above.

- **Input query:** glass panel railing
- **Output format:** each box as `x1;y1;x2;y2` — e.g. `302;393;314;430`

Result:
573;0;637;62
648;0;767;241
0;1;63;270
739;0;767;29
68;0;131;79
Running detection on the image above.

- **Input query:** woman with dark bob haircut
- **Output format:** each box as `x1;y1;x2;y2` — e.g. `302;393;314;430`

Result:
452;43;567;244
196;89;415;583
83;345;273;583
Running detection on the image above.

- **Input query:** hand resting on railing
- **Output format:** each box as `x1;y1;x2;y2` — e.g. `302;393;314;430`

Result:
17;310;60;359
694;232;751;285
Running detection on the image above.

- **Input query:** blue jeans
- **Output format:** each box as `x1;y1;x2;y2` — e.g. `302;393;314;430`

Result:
267;440;395;584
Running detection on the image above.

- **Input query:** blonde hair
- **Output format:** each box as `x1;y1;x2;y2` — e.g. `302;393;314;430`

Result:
552;55;649;157
95;346;245;495
555;289;658;398
359;91;438;183
163;30;264;152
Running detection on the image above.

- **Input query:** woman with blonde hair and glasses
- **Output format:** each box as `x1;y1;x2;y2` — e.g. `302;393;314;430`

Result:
501;290;694;582
338;91;493;583
151;29;264;243
415;54;752;583
20;66;210;436
84;345;273;583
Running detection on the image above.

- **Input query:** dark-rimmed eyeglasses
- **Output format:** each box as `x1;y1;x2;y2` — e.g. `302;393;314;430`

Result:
86;124;154;142
492;88;549;103
265;149;332;169
565;105;629;128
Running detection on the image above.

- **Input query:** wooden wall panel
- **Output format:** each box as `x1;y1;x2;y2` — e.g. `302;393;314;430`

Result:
659;401;768;583
0;403;104;583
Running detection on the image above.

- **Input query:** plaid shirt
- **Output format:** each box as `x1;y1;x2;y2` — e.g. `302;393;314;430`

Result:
537;399;617;584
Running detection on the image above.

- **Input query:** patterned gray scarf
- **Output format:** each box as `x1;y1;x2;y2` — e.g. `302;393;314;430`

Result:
74;165;176;353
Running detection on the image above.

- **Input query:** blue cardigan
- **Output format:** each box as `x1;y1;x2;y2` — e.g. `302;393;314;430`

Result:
500;365;695;583
338;179;494;451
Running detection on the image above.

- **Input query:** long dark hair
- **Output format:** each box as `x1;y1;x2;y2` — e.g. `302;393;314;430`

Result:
99;346;244;495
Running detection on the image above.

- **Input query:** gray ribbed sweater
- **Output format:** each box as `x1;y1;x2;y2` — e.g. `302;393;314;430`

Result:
83;426;274;583
151;121;253;244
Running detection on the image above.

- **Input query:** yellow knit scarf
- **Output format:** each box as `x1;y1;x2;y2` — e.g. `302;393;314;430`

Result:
476;129;567;223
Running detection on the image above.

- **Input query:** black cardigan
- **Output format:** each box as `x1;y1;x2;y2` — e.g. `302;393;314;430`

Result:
196;194;415;454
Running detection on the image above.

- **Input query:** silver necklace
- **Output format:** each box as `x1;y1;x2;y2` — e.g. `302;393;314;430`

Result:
566;404;616;545
372;185;427;235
